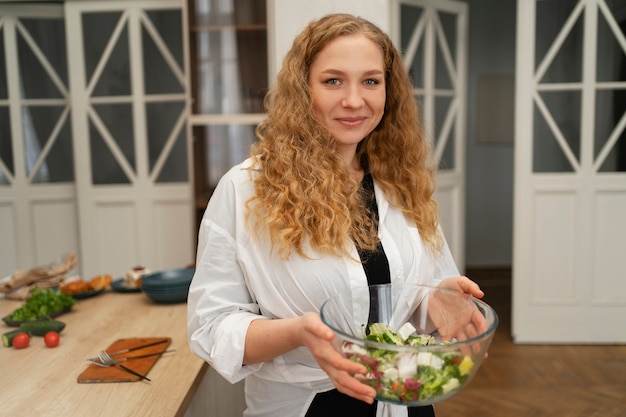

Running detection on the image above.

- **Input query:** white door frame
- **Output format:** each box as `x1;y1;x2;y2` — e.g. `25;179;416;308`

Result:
513;0;626;343
65;0;193;279
0;4;79;275
392;0;468;270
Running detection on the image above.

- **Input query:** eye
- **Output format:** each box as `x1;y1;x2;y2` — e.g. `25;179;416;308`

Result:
364;78;380;86
324;78;341;86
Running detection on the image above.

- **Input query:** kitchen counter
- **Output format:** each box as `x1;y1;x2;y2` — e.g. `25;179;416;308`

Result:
0;290;208;416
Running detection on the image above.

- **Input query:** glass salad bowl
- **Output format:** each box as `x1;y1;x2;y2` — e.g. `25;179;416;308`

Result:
320;283;498;407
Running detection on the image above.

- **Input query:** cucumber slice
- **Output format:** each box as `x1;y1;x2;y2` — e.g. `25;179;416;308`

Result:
2;329;31;347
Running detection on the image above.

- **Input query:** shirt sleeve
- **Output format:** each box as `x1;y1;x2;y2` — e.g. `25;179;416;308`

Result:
432;225;461;284
187;169;267;383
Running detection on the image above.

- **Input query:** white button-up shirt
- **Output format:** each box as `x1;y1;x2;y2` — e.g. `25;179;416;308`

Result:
187;160;459;417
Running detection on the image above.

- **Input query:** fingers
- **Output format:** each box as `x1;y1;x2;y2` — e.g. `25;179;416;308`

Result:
324;355;376;403
440;276;484;298
301;313;376;404
458;276;484;298
333;374;377;404
301;312;335;342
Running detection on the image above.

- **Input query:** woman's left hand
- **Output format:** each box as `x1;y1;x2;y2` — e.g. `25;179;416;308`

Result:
437;275;484;299
428;276;487;342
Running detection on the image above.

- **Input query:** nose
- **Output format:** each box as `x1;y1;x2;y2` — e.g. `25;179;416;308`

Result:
341;85;365;108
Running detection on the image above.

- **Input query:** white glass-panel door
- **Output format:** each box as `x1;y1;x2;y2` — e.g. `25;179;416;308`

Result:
66;0;193;279
393;0;468;270
0;4;79;276
513;0;626;343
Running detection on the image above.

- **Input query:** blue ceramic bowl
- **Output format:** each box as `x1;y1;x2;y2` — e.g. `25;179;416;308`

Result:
142;268;194;304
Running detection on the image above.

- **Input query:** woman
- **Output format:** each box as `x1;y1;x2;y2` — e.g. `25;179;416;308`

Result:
187;13;484;417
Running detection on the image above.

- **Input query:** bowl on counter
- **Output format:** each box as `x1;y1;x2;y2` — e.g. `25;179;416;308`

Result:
141;267;195;304
320;283;498;406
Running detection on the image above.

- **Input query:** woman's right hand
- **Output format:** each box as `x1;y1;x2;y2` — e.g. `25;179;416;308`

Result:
299;312;376;404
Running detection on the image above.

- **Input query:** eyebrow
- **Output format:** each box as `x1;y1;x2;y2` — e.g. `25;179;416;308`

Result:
318;68;384;76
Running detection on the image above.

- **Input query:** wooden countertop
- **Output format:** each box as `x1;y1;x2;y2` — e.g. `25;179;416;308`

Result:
0;290;207;417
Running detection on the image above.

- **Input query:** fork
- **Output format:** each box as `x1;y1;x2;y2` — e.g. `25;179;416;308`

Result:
86;338;169;362
96;351;152;381
88;349;175;366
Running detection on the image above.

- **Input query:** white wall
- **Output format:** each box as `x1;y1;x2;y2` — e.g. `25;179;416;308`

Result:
268;0;390;83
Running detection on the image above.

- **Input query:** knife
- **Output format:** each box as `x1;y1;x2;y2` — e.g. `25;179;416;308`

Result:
116;363;152;382
108;349;175;381
107;338;169;356
113;349;176;363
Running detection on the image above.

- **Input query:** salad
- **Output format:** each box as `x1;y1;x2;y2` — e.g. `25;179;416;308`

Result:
342;322;474;404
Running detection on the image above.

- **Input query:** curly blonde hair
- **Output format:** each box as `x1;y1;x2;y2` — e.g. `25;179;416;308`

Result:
247;13;440;259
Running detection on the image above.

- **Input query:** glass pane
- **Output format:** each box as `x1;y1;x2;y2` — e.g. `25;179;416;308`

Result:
142;11;184;94
20;18;67;88
156;127;188;183
82;12;121;83
536;0;582;83
533;91;581;173
596;5;625;83
596;89;626;172
0;28;8;99
194;124;256;187
17;29;63;99
595;0;626;173
435;96;454;170
23;106;73;183
191;0;267;114
533;111;574;173
89;118;130;185
24;107;73;183
401;4;424;89
598;136;626;172
0;107;12;182
83;12;131;96
435;11;456;90
146;10;184;69
91;103;135;178
146;101;186;175
604;0;626;38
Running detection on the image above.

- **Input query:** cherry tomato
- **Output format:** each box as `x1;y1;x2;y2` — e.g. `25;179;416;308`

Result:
44;331;60;348
12;332;30;349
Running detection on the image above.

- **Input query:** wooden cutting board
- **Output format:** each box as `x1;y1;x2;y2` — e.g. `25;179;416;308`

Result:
77;337;171;383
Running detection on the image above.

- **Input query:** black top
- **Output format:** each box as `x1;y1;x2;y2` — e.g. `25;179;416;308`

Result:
357;172;391;286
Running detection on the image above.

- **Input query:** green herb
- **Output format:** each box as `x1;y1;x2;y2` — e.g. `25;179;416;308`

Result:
6;288;76;322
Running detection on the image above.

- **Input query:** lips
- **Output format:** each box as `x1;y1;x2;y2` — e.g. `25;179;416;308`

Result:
336;116;367;127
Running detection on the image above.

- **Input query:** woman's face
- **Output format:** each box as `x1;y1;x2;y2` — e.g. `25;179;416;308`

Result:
308;34;386;159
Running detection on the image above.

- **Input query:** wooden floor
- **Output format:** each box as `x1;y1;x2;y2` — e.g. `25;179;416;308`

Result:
435;268;626;417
